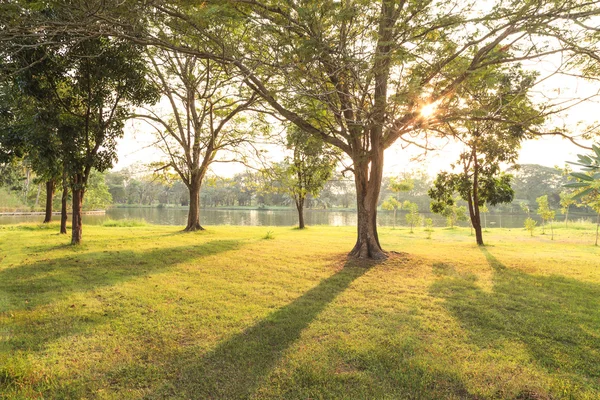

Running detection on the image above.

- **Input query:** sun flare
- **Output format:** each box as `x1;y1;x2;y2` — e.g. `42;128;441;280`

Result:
420;102;438;118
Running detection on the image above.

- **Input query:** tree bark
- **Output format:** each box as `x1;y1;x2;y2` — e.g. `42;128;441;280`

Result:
184;180;204;231
349;151;386;260
60;181;68;234
467;148;484;246
71;186;84;245
295;196;305;229
43;179;55;223
467;196;484;246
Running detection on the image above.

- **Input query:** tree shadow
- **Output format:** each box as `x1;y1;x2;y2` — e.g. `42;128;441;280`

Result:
0;239;242;352
148;262;369;399
430;248;600;388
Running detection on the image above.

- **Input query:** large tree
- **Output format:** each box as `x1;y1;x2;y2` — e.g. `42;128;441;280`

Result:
137;48;260;231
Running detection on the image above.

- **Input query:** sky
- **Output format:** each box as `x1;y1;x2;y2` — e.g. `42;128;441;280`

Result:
113;28;600;179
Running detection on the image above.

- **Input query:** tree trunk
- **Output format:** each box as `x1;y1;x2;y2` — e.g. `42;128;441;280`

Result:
60;181;68;234
469;153;484;246
184;180;204;231
43;179;55;223
71;184;84;245
349;152;386;260
467;197;484;246
296;197;306;229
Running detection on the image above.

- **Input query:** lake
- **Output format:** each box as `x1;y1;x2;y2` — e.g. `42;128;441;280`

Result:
1;207;594;228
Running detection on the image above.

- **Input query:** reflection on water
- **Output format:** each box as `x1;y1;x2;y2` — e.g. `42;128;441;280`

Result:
0;207;595;229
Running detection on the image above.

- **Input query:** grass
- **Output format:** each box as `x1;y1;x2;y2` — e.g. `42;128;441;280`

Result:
0;223;599;399
102;218;148;227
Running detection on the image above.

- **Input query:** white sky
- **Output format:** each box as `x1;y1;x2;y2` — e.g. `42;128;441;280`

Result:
114;37;600;178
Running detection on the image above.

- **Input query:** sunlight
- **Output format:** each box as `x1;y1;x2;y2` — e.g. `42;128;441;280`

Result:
420;102;438;118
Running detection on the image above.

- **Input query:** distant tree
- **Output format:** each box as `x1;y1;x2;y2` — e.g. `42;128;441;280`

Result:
84;170;112;210
536;195;556;239
390;177;414;201
381;197;401;228
424;218;434;239
524;217;537;237
559;191;576;228
403;201;422;234
432;200;468;229
510;164;567;209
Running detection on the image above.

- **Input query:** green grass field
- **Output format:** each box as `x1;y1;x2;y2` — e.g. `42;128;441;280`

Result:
1;223;599;399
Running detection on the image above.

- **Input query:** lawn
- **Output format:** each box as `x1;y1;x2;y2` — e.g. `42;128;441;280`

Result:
0;223;599;399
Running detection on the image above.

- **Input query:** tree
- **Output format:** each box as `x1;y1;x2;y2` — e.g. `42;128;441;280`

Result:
524;217;537;237
426;64;539;245
432;200;468;229
381;197;401;228
136;48;259;231
566;145;600;245
510;164;567;209
0;50;64;225
403;201;421;234
559;191;576;228
536;195;556;239
84;170;112;210
57;38;157;243
274;127;338;229
7;0;599;258
429;171;513;244
424;218;434;239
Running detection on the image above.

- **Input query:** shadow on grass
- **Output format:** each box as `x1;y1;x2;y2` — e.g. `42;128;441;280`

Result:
0;239;242;352
430;248;600;388
149;262;368;399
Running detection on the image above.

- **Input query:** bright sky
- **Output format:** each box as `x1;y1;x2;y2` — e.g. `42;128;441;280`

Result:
114;33;600;178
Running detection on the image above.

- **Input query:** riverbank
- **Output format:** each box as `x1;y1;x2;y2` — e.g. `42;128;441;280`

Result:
0;210;106;216
1;224;599;399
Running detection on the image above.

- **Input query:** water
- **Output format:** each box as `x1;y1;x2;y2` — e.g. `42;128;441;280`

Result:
1;207;595;228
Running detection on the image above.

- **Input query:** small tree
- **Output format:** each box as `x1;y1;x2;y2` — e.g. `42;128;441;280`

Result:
274;127;338;229
559;191;576;228
381;197;401;228
424;218;434;239
403;201;422;233
524;218;537;237
536;195;556;239
431;199;467;229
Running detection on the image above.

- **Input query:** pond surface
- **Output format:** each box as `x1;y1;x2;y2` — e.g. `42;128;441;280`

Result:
2;207;594;228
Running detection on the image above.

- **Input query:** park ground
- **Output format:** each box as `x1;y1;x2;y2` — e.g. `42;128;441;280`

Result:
0;222;599;399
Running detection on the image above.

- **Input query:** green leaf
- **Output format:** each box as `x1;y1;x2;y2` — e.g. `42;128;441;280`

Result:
564;182;590;188
570;172;594;182
572;187;594;200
